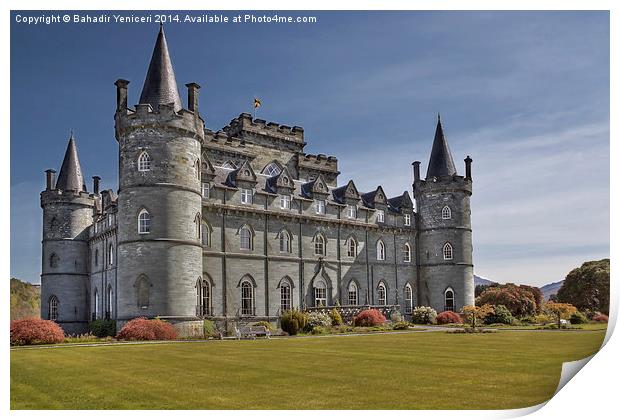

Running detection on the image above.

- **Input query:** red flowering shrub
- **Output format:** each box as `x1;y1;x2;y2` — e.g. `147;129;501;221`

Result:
593;314;609;323
116;318;178;341
353;309;386;327
436;311;463;325
10;318;65;345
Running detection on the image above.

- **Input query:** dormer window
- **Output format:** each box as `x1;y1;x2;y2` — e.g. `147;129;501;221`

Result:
202;183;210;198
404;214;411;226
138;151;151;172
280;195;291;210
262;162;282;177
241;188;253;205
315;200;326;215
376;210;385;223
346;205;357;219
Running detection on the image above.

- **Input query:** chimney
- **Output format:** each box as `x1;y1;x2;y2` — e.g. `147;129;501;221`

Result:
185;82;201;113
45;169;56;190
114;79;130;112
464;156;473;180
92;176;101;195
412;161;421;183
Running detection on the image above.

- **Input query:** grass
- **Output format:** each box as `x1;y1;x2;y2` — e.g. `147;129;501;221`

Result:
11;330;604;410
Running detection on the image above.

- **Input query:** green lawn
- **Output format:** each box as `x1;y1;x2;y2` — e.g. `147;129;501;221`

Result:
11;330;605;410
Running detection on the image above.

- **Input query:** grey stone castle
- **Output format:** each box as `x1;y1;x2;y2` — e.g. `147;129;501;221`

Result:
40;27;475;335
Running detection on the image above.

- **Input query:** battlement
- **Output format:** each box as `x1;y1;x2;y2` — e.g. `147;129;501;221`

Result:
40;189;96;206
414;175;472;197
298;152;339;173
223;113;304;143
115;103;205;141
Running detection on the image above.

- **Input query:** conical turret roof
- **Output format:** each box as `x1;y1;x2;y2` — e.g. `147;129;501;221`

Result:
426;115;457;179
56;134;87;192
139;25;183;112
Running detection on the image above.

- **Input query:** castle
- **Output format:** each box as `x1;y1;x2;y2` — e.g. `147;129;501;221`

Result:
40;27;475;335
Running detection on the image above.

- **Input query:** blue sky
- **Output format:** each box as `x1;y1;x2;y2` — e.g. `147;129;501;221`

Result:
10;11;609;286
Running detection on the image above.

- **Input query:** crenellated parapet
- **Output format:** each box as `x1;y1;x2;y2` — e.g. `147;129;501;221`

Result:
223;113;305;144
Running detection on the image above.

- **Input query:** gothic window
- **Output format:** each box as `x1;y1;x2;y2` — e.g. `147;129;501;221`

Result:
202;183;210;198
138;151;151;172
195;159;201;179
108;244;114;266
137;275;150;309
442;206;452;220
201;221;212;247
346;205;357;219
279;230;291;253
347;237;357;258
279;194;291;210
404;243;412;263
94;288;100;318
405;284;413;314
195;213;201;240
280;278;292;311
221;161;237;170
314;233;326;256
314;279;327;307
138;209;150;234
404;213;411;226
443;242;453;260
49;253;59;268
262;162;282;177
377;240;386;261
315;199;326;215
106;285;113;319
348;281;358;306
444;288;455;311
239;225;253;250
378;282;387;306
376;210;385;223
49;295;59;321
241;279;254;316
241;188;253;205
196;278;211;316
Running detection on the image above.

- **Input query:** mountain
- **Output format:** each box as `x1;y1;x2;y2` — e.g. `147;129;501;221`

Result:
10;278;40;320
540;280;564;300
474;275;496;286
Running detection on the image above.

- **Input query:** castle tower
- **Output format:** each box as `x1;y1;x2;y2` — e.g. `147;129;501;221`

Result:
40;134;95;334
114;26;205;334
413;116;474;312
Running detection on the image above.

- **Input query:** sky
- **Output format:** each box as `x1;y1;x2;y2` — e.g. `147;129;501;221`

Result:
10;10;609;287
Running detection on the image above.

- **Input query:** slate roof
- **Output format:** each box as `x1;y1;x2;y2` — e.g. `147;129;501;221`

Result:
426;115;457;179
55;134;86;192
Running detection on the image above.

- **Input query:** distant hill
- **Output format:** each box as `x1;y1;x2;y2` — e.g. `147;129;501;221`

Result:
540;280;564;301
474;275;496;286
10;278;40;320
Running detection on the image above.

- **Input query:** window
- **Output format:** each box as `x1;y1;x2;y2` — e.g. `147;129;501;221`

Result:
106;286;113;319
138;151;151;172
49;295;59;321
195;159;201;179
201;222;211;247
444;288;455;311
280;195;291;210
279;230;291;253
377;240;386;261
442;206;452;220
378;282;387;306
314;233;326;256
263;162;281;176
138;209;150;234
443;242;453;260
94;249;99;267
240;226;253;250
241;188;253;205
315;200;326;215
202;183;210;198
403;243;411;263
347;237;357;258
222;161;236;170
280;280;292;311
94;288;100;318
348;282;358;305
137;275;149;309
196;278;211;316
195;214;201;240
404;213;411;226
376;210;385;223
405;284;413;314
241;279;254;315
314;279;327;307
108;244;114;266
346;205;357;219
49;253;59;268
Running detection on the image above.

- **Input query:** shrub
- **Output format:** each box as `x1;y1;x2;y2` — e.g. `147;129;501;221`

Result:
253;320;275;332
389;310;404;323
476;283;541;317
311;326;327;335
203;319;218;338
484;305;514;325
89;319;116;338
280;310;308;335
306;312;332;331
116;318;177;341
353;309;386;327
411;306;437;324
64;334;112;344
392;321;411;330
436;311;463;325
329;308;343;326
570;311;588;325
10;318;65;345
593;314;609;323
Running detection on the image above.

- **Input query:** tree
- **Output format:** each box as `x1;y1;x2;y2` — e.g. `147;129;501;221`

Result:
475;283;542;317
556;259;610;316
544;302;577;328
475;282;499;298
462;305;494;329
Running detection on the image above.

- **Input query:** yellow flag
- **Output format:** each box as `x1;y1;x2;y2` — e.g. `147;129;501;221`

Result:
254;97;262;109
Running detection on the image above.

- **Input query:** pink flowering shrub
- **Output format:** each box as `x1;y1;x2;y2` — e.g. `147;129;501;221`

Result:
354;309;387;327
116;318;177;341
593;314;609;323
10;318;65;345
436;311;463;325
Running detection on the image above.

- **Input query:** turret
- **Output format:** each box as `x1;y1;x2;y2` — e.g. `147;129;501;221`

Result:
414;116;474;312
40;134;95;334
114;25;205;332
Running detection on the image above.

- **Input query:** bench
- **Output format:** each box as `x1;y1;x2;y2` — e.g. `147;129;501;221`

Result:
235;325;271;340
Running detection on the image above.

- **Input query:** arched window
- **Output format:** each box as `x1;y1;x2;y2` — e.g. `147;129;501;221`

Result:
108;244;114;266
442;205;452;220
137;275;150;309
443;242;453;260
240;225;253;250
314;279;327;307
241;279;254;315
279;230;291;253
196;278;211;316
314;233;326;256
221;161;236;170
195;213;201;240
348;281;358;306
201;221;212;247
94;249;99;267
377;240;386;261
404;284;413;314
444;288;455;311
403;243;411;263
347;237;357;258
138;209;150;234
378;282;387;306
138;151;151;172
49;253;59;268
280;278;292;311
195;159;201;179
94;288;100;318
49;295;59;321
262;162;282;176
106;285;113;319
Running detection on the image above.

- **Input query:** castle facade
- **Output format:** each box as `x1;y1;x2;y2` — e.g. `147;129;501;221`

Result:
40;27;475;335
